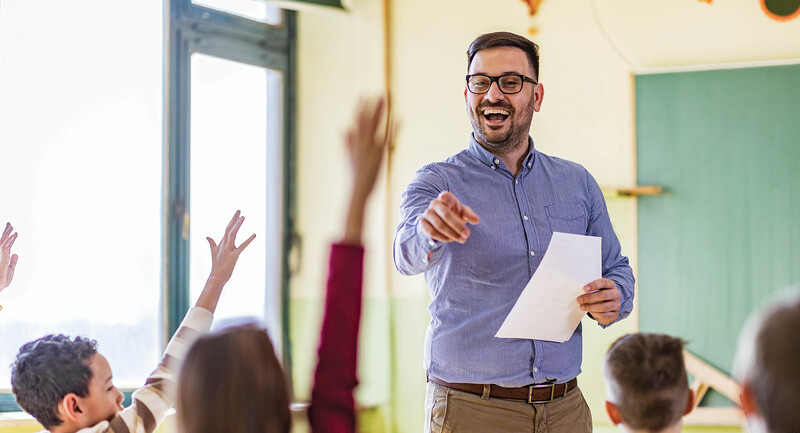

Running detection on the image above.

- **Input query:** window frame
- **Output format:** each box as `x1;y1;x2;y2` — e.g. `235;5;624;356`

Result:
164;0;296;379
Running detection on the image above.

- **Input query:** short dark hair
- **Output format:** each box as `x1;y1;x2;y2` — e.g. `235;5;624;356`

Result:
604;333;689;431
467;32;540;80
734;292;800;433
11;334;98;429
177;323;291;433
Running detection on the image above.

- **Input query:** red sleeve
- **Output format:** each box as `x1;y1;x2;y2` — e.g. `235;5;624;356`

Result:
308;242;364;433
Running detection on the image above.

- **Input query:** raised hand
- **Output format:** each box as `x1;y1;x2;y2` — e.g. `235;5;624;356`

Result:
342;96;397;244
195;211;256;313
206;210;256;286
346;96;395;201
419;191;481;244
1;222;19;291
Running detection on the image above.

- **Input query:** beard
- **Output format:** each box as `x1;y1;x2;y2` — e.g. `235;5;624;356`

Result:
469;96;536;154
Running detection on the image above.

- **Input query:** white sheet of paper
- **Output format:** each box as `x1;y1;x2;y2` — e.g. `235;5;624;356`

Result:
495;232;601;342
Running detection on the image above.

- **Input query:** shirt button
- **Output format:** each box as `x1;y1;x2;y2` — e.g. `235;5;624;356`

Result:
530;251;535;256
491;166;496;170
533;367;539;372
494;159;500;164
428;240;435;247
515;180;519;185
523;215;529;221
528;162;532;168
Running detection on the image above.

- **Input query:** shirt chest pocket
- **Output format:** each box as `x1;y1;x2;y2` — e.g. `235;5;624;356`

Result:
545;202;588;235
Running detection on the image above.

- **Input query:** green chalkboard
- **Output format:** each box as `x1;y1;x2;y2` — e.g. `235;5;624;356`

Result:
636;64;800;406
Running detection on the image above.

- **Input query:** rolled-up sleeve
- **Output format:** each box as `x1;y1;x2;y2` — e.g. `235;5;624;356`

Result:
585;170;635;327
393;165;448;276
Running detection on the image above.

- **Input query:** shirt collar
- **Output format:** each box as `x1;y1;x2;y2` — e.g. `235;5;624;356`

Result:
467;134;537;172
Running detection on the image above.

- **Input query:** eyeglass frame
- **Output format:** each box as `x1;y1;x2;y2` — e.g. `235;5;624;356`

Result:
465;73;538;95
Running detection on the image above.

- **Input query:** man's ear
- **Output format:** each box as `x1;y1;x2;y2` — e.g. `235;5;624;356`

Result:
532;83;544;112
684;388;696;416
605;400;623;425
58;393;84;423
740;381;760;417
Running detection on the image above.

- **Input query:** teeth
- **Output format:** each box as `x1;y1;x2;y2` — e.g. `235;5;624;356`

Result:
483;108;509;116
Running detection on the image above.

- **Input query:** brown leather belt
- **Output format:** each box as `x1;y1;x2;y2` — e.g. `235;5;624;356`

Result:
428;375;578;403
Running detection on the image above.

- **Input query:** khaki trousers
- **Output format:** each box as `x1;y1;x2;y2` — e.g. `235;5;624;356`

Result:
424;381;592;433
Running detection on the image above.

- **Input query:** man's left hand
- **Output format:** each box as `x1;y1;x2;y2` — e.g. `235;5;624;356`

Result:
576;278;620;325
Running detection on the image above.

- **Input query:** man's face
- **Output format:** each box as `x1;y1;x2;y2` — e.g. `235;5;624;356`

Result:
78;353;124;427
466;46;543;153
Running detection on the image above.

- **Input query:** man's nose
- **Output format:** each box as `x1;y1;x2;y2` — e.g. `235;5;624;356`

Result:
484;81;505;102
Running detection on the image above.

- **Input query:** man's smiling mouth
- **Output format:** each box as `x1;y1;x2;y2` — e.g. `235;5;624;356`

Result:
482;107;510;124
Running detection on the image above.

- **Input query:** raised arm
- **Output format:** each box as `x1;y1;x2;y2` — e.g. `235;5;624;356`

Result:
309;96;395;433
1;222;19;292
109;211;255;433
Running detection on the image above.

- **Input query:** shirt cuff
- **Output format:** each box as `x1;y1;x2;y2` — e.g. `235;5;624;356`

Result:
182;306;214;332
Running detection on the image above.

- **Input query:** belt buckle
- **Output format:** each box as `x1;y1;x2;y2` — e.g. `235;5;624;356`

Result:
527;384;556;403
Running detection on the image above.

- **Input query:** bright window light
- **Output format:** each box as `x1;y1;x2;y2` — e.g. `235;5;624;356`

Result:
188;53;284;353
0;1;163;389
192;0;283;26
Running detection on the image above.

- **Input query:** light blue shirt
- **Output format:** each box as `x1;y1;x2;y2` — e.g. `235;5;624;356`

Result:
393;134;634;387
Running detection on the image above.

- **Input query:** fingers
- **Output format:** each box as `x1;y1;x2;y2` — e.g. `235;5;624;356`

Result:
238;233;256;251
576;278;621;324
420;218;463;243
1;222;11;242
582;278;616;293
9;254;17;270
367;97;385;137
419;192;480;244
461;204;480;224
438;192;481;224
354;96;386;148
223;210;242;240
216;211;256;251
2;232;17;251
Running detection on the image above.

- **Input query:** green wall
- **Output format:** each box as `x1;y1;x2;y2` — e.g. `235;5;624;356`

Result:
637;65;800;406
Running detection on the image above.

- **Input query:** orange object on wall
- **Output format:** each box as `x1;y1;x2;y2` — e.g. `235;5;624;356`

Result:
521;0;545;16
761;0;800;21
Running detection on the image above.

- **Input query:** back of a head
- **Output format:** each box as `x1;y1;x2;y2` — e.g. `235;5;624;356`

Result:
177;324;291;433
467;31;540;80
734;292;800;433
604;333;689;431
10;334;98;430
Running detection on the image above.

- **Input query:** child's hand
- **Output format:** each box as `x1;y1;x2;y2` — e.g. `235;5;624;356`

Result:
206;211;256;286
346;96;397;201
0;222;19;292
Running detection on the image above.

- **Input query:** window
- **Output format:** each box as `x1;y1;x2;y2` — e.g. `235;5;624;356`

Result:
165;0;294;361
0;0;294;411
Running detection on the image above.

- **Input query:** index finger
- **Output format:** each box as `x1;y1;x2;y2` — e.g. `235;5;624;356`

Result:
438;192;481;224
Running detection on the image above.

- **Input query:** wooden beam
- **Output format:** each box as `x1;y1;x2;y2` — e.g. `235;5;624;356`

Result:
683;350;741;403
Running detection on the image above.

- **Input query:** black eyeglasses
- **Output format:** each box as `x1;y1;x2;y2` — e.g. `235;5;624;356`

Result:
466;74;538;94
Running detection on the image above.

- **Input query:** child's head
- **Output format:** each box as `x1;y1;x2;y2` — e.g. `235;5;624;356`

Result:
177;323;291;433
603;333;694;432
11;334;124;431
734;292;800;433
